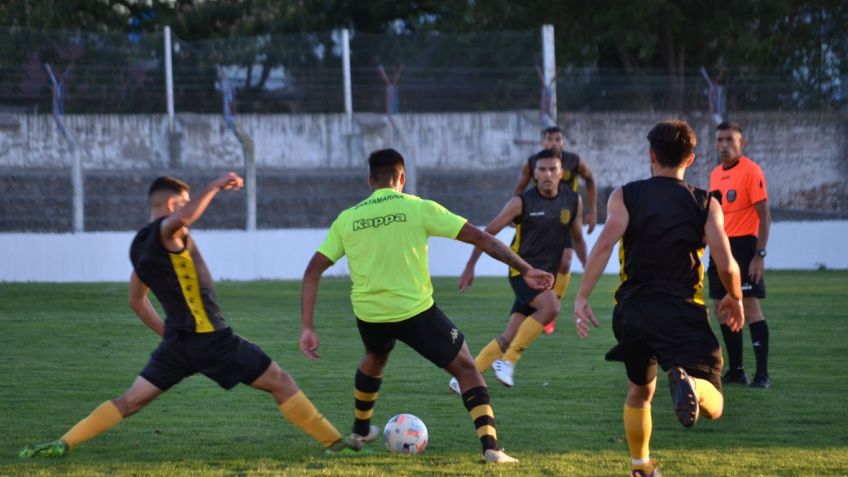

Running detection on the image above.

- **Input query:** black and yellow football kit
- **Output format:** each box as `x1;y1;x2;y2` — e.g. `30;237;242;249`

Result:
605;176;723;390
508;182;578;315
527;151;580;249
130;217;271;390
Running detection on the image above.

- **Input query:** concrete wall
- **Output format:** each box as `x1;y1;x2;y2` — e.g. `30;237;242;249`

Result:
1;111;846;216
1;221;845;282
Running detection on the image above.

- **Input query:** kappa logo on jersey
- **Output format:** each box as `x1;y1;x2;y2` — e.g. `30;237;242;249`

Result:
727;189;737;203
560;209;571;224
563;171;572;181
353;213;407;231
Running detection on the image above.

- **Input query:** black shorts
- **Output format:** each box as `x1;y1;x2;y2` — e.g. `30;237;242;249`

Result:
509;275;541;316
141;328;272;391
605;296;723;391
356;304;465;368
708;235;766;299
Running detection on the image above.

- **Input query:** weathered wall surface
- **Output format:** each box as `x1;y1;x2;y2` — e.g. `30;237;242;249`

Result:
1;111;845;231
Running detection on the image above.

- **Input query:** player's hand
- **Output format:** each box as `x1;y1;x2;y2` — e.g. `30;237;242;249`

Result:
214;172;244;191
523;268;554;290
585;209;597;234
573;296;599;339
748;256;765;284
458;266;475;291
718;294;745;332
299;328;320;360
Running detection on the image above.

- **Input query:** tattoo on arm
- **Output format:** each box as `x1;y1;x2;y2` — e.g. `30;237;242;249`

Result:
484;235;526;272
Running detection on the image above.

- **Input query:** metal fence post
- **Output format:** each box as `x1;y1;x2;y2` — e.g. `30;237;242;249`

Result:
541;24;557;123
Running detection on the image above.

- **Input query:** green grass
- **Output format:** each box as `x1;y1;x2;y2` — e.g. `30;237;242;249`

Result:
1;271;847;476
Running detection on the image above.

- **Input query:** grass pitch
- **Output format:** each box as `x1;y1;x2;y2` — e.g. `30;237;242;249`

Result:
1;271;847;476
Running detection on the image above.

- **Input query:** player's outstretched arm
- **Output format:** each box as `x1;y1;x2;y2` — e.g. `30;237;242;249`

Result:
578;158;598;234
160;172;243;239
455;222;553;291
300;252;334;360
513;162;532;196
573;187;628;339
570;196;588;267
458;197;522;291
129;272;164;337
704;197;745;331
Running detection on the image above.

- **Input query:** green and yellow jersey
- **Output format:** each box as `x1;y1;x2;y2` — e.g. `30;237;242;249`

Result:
318;188;467;323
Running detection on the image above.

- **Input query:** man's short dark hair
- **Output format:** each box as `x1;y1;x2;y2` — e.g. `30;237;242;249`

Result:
368;148;405;184
535;148;559;161
148;176;189;205
716;121;743;135
543;126;563;136
647;120;697;168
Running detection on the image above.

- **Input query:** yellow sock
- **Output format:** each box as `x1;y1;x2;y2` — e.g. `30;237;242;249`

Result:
474;339;504;372
693;377;724;419
623;404;651;462
279;390;343;448
502;318;544;363
553;273;571;300
61;400;124;449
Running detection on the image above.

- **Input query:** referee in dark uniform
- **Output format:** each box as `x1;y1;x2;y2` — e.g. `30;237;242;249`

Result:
573;120;744;477
20;173;356;458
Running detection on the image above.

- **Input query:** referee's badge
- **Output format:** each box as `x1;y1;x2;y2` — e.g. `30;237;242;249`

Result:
727;189;737;203
560;209;571;224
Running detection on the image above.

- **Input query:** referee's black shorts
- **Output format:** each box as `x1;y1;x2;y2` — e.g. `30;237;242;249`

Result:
605;296;723;391
708;235;766;300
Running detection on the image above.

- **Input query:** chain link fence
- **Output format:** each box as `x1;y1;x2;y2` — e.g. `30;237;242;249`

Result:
1;27;846;232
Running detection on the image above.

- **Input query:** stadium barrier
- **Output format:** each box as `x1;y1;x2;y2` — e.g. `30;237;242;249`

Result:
1;221;845;282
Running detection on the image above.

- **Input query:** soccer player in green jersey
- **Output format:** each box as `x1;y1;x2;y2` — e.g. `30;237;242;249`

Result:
20;173;358;459
300;149;554;464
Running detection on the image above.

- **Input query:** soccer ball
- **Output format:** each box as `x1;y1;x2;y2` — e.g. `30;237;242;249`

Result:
383;413;428;454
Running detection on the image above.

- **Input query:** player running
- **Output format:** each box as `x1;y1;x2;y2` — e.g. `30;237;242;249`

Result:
452;148;586;390
514;126;597;333
573;120;744;477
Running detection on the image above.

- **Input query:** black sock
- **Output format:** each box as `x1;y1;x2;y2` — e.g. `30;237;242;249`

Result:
721;324;745;373
749;321;770;377
353;369;382;436
461;386;498;452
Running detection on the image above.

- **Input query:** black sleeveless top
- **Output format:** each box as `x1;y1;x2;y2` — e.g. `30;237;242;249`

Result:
616;176;710;305
130;217;228;340
509;183;579;276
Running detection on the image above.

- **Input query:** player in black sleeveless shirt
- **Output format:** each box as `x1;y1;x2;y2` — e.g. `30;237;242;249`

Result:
572;121;744;477
19;173;361;459
514;126;597;333
456;149;586;389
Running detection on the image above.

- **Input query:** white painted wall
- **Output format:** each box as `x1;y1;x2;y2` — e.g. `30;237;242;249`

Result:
1;221;845;283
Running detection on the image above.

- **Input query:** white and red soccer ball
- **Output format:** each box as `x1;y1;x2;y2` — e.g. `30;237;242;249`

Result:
383;413;428;454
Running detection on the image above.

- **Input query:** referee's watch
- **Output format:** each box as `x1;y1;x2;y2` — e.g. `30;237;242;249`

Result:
755;248;767;258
